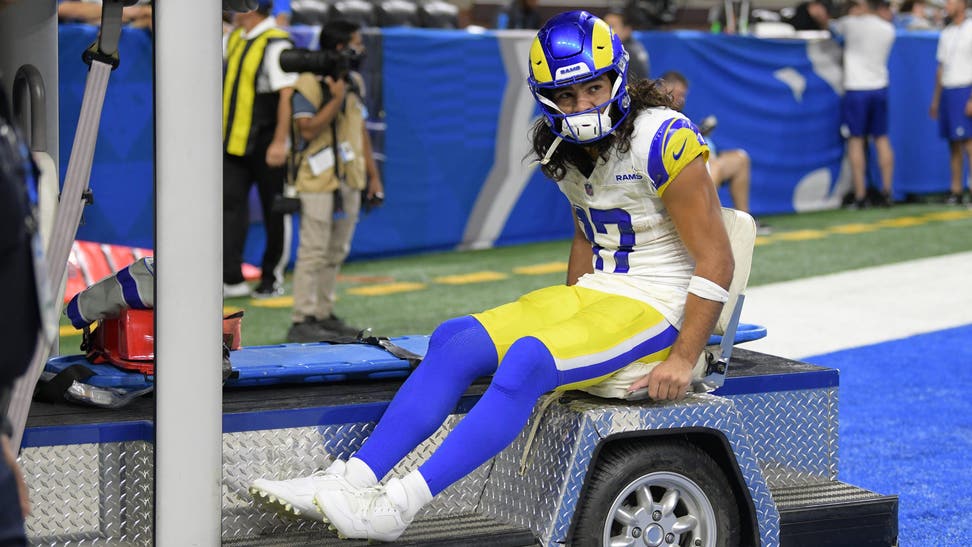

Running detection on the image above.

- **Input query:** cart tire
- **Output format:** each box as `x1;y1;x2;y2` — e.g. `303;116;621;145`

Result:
571;438;740;547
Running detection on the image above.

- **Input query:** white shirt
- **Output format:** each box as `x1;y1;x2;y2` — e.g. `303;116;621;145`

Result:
937;18;972;88
222;17;298;93
832;14;896;90
558;108;708;327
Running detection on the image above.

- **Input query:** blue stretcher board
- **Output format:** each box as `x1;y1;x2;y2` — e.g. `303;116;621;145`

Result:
43;327;767;392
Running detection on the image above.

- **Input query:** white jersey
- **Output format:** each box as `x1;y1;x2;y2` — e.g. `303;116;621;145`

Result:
833;14;896;90
937;19;972;88
557;108;710;327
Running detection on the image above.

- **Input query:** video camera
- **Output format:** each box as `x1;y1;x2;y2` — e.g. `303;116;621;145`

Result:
278;48;359;81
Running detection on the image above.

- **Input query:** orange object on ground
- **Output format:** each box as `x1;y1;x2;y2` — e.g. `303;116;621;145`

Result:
64;242;153;303
74;241;113;288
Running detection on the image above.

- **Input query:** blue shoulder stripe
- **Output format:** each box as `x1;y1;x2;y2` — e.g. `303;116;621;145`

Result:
647;117;707;193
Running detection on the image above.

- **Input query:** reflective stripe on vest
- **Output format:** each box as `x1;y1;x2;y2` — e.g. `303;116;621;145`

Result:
222;27;290;156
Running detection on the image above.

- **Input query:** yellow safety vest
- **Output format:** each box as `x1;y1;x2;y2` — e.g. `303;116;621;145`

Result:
222;26;291;156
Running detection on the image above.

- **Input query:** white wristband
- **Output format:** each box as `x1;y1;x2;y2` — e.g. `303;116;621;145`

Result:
687;275;729;303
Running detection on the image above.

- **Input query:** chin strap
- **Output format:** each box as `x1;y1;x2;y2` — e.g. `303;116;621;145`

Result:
536;136;563;166
532;73;627;165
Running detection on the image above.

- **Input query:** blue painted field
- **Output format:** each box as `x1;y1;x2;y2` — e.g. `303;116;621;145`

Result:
807;324;972;546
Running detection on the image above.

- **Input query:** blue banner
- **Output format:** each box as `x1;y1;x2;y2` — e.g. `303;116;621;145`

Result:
59;24;155;249
57;25;953;265
640;30;946;212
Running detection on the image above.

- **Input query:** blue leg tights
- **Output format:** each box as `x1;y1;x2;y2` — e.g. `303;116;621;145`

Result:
418;336;559;495
353;316;498;480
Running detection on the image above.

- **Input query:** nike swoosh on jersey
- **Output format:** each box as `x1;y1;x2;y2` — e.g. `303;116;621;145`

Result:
672;139;687;160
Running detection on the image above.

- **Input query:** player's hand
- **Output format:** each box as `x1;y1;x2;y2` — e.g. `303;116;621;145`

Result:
929;100;938;119
265;140;287;167
627;356;694;401
965;100;972;118
367;175;384;201
324;76;347;102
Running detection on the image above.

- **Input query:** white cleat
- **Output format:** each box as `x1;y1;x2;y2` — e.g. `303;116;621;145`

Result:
249;460;351;522
314;472;432;542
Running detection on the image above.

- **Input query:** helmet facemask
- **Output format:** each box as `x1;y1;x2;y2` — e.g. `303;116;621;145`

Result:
532;67;630;144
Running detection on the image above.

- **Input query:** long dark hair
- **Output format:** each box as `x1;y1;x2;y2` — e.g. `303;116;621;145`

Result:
530;78;677;181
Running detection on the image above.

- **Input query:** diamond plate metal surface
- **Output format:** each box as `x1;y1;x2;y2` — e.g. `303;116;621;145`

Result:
21;441;154;546
22;388;836;546
222;425;345;539
727;388;838;487
221;416;491;541
482;393;780;547
771;479;882;510
480;395;582;538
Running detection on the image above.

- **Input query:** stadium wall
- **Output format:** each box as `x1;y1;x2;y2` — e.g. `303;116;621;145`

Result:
57;25;948;262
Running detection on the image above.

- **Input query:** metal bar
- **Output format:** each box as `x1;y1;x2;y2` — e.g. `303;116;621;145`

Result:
12;64;46;151
153;0;223;544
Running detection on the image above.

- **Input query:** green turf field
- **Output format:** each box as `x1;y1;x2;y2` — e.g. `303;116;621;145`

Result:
58;203;972;354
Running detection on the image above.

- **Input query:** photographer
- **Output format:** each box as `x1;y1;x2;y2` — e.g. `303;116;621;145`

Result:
285;19;384;342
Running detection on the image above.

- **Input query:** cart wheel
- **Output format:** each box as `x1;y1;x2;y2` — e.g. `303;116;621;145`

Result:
571;439;740;547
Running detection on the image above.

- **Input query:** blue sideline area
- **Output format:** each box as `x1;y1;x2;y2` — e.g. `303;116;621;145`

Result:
805;324;972;547
58;25;951;264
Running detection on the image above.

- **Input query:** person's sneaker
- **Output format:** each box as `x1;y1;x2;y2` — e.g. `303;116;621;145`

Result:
249;460;349;522
253;280;284;299
945;192;964;205
879;191;893;208
754;220;772;236
287;318;330;343
223;281;251;299
316;314;361;337
314;471;432;542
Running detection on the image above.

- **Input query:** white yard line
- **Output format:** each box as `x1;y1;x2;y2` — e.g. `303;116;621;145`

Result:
739;251;972;360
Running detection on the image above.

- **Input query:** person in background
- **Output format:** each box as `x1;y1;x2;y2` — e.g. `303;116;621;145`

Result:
661;70;768;231
446;0;473;27
786;0;831;30
285;19;384;342
707;0;754;34
250;11;734;542
831;0;896;208
497;0;540;28
604;9;651;82
222;0;297;298
272;0;291;26
895;0;936;29
930;0;972;205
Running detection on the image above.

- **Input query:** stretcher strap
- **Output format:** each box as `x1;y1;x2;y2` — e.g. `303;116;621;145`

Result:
317;331;425;368
7;59;115;449
34;364;95;404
